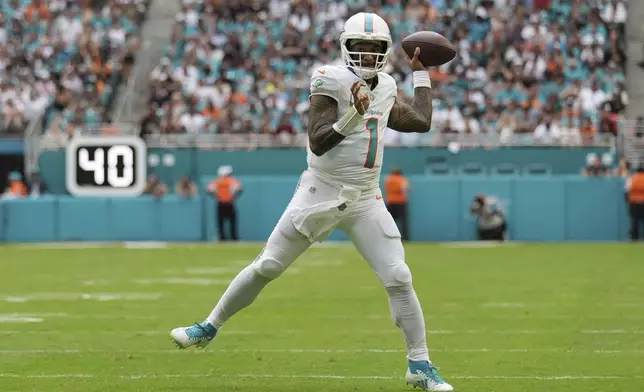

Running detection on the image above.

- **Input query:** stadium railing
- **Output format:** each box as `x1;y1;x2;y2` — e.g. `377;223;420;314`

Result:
23;113;45;180
111;73;137;124
23;115;139;178
28;126;616;154
111;41;150;124
139;131;616;150
618;119;644;168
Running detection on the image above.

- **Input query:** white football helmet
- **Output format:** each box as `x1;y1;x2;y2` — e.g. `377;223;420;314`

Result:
340;12;393;80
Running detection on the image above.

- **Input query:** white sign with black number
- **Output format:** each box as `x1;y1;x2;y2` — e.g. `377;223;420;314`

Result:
66;135;147;197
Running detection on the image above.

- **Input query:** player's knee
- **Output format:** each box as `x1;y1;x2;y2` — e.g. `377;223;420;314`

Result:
252;256;286;280
384;263;413;288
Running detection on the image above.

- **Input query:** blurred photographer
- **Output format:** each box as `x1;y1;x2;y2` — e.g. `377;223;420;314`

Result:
470;194;507;241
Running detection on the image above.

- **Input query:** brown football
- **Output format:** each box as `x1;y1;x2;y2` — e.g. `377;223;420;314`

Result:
401;31;456;67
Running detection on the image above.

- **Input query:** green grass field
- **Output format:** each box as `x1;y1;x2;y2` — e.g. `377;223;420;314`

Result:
0;242;643;392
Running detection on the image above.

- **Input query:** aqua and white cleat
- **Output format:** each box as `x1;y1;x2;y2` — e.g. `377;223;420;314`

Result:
170;321;218;349
406;360;454;391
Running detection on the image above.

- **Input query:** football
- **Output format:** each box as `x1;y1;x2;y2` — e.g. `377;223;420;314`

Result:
401;31;456;67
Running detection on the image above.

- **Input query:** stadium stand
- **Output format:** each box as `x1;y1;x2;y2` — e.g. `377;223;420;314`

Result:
0;0;148;141
141;0;628;148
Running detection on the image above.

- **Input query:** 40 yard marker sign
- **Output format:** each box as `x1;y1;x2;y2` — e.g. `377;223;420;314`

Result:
65;135;147;197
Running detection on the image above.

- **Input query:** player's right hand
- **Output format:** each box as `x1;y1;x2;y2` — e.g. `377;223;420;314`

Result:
351;81;370;116
409;47;426;71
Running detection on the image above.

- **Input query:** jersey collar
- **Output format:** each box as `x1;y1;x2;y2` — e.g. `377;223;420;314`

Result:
348;67;380;90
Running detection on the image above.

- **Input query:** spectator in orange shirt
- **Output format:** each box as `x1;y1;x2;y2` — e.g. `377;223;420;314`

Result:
25;0;50;22
229;84;248;106
2;172;28;199
384;168;410;241
580;118;597;145
207;165;242;241
202;101;222;124
625;165;644;241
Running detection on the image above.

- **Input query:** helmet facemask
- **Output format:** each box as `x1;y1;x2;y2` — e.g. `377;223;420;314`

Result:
341;37;391;80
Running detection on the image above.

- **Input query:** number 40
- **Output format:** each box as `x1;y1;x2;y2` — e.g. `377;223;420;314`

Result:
78;146;134;187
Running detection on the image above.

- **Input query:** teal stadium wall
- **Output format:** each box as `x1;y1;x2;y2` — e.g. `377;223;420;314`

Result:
37;147;609;194
0;176;629;243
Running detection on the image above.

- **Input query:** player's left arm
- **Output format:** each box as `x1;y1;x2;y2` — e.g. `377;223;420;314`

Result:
387;87;433;133
387;47;433;133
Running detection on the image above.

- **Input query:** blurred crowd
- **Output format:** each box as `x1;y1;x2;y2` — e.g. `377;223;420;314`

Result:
583;152;630;177
0;0;147;139
0;0;631;148
140;0;629;147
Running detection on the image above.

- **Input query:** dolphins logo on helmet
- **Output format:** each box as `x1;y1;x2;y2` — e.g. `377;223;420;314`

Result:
340;12;393;80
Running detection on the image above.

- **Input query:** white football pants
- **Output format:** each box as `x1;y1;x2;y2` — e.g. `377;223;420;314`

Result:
207;170;430;361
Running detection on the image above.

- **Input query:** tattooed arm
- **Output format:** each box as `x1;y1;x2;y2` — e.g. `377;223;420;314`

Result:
388;46;434;133
307;94;345;156
387;86;433;133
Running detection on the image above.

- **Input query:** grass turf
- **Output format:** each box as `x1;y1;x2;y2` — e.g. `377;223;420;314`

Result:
0;243;642;391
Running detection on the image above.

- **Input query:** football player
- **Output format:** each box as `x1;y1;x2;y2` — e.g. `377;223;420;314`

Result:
170;12;453;391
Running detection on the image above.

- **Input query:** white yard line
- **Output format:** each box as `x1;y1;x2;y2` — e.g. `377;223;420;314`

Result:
439;241;523;248
1;293;162;302
133;278;231;286
0;348;643;355
184;267;251;275
123;242;169;249
0;316;42;323
1;329;643;335
481;302;644;308
3;292;641;309
6;312;642;321
0;373;640;380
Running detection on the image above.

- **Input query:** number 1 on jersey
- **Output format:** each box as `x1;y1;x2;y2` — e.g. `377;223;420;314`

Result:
364;118;378;169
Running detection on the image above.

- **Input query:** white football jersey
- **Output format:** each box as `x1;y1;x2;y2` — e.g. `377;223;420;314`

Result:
307;65;397;190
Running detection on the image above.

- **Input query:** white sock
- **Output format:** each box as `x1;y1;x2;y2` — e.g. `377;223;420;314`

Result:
386;284;430;362
206;265;271;329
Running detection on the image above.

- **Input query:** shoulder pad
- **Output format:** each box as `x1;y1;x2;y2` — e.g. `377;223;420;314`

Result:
310;66;341;97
